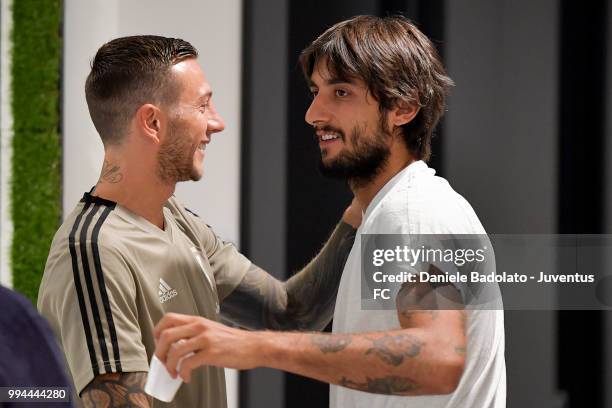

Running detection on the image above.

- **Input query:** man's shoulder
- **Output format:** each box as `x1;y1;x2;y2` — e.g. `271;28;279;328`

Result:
41;200;131;283
377;171;458;212
370;173;486;234
51;199;128;249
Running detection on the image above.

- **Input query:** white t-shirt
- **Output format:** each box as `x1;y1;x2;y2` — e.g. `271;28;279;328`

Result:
331;161;506;408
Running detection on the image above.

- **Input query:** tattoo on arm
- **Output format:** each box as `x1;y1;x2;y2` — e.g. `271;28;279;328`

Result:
321;271;465;397
219;264;288;330
340;375;418;395
99;160;123;184
311;334;352;353
395;266;465;329
221;223;356;330
81;372;150;408
282;223;356;330
365;334;422;366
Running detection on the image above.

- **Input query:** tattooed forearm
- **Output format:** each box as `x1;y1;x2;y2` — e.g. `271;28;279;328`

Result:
455;346;467;355
340;375;418;395
219;264;288;330
221;222;355;330
82;372;150;408
284;222;355;329
99;160;123;184
311;334;352;353
365;334;422;366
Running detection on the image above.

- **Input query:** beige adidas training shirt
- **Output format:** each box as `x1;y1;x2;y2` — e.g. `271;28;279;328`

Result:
38;192;251;407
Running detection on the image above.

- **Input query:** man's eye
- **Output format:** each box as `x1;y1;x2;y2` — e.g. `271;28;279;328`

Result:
335;89;348;97
310;89;319;97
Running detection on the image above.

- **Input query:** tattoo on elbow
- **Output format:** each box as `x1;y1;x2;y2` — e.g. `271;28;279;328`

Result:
365;334;423;366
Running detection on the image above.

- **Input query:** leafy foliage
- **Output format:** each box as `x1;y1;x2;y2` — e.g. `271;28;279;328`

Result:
10;0;62;302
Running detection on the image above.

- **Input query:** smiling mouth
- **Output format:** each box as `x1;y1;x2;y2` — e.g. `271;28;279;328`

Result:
316;130;343;144
320;134;340;142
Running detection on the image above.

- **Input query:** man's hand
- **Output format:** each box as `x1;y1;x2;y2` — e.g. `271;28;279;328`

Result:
342;197;363;229
155;268;466;397
154;313;260;382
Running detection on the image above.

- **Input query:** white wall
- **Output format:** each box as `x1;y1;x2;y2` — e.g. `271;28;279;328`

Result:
0;0;13;287
63;0;242;243
63;1;242;406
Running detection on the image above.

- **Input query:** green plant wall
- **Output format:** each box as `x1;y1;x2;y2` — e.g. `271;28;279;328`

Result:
10;0;62;302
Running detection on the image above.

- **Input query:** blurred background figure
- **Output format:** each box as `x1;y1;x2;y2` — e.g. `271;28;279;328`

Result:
0;285;74;407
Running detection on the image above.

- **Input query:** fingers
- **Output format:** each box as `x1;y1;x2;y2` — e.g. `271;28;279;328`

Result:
178;352;208;383
156;322;202;361
165;335;203;378
154;314;204;360
154;313;231;381
153;312;192;341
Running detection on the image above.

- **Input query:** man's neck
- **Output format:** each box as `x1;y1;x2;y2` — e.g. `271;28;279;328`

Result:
351;145;416;211
92;156;174;229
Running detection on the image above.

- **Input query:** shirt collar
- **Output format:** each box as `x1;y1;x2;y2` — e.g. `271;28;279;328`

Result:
362;160;430;222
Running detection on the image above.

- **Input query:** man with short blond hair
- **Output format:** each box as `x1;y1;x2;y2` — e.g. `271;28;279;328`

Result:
38;35;357;407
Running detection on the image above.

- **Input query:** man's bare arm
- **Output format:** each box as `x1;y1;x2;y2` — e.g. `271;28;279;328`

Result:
255;280;467;396
220;221;356;331
156;278;467;396
81;372;151;408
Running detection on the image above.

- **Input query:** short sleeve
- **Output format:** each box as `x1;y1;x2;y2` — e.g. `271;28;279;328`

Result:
365;211;471;307
38;243;149;394
199;224;251;302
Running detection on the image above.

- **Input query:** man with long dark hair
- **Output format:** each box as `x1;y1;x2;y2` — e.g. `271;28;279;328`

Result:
155;15;506;408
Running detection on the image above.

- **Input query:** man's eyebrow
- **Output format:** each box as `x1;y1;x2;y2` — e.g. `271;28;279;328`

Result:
307;77;355;87
326;77;355;85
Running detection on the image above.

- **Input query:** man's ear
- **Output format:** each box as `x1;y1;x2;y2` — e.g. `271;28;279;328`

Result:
135;104;163;143
391;99;420;127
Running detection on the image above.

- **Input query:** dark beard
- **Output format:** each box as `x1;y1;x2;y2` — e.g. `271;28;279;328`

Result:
318;123;391;188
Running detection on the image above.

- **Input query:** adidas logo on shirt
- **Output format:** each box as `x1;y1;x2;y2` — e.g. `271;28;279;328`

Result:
158;278;178;304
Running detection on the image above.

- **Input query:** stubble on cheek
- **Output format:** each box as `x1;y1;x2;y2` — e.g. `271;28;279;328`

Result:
157;127;198;182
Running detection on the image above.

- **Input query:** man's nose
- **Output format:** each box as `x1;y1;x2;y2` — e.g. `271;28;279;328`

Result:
305;94;331;126
207;101;225;133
